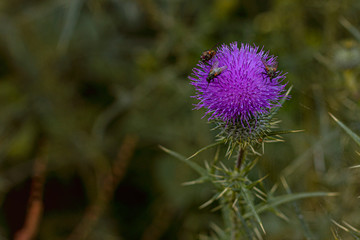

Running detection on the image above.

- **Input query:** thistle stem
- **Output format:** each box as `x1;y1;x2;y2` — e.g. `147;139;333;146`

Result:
236;146;246;170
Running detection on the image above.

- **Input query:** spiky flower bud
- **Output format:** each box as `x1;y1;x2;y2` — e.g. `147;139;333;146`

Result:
190;42;288;149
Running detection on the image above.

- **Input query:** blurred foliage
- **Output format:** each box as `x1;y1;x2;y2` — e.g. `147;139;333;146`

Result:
0;0;360;239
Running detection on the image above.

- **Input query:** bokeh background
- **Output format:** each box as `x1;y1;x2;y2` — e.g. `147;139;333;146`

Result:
1;0;360;239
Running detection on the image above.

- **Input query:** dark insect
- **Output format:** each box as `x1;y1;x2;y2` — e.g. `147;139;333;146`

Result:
200;43;219;63
262;59;279;79
206;61;227;86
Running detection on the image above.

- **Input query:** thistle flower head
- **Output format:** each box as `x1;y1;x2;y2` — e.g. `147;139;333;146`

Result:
189;42;289;148
190;42;287;124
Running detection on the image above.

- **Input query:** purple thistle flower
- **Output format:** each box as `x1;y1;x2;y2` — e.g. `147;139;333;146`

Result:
190;42;287;125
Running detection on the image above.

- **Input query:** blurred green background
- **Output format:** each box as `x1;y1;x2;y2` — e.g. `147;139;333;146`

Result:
1;0;360;239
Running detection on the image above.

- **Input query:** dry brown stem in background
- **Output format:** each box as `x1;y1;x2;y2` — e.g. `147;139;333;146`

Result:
14;155;48;240
67;134;138;240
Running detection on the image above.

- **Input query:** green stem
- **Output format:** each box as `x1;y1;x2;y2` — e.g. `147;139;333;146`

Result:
236;146;246;170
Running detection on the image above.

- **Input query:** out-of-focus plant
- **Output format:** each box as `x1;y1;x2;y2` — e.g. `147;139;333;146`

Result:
329;113;360;239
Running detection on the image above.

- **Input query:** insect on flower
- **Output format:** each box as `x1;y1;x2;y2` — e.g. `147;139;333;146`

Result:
206;61;227;85
262;59;279;80
200;43;219;64
190;42;287;123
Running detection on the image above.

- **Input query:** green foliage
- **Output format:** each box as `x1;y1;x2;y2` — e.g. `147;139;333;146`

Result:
0;0;360;239
162;144;336;239
330;113;360;147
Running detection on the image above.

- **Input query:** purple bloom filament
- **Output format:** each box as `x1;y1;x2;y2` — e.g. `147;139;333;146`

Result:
190;42;287;125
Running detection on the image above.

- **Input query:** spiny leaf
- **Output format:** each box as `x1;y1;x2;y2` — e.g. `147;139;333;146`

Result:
199;188;230;209
199;194;219;209
241;188;265;233
330;113;360;146
332;220;360;239
343;221;360;234
209;222;228;240
243;192;337;219
247;175;269;190
269;86;292;118
219;198;232;233
271;208;289;222
234;202;255;240
187;141;225;160
182;176;209;186
267;129;304;136
219;161;230;173
159;145;208;177
241;157;259;174
211;146;221;170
